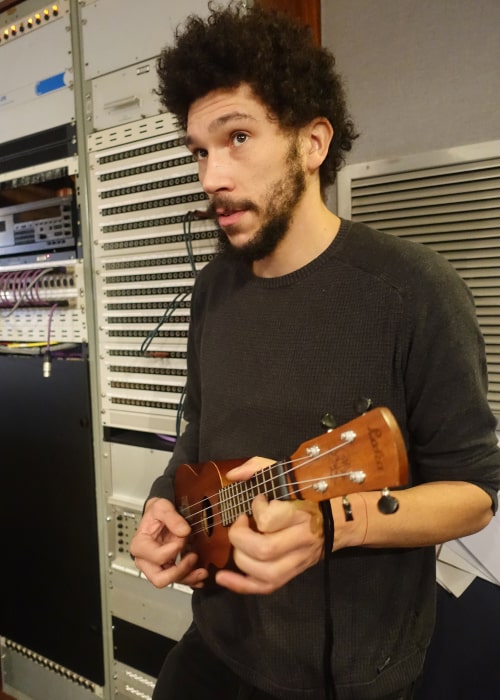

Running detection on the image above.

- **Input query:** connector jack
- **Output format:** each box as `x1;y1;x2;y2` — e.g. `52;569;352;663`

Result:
42;351;52;378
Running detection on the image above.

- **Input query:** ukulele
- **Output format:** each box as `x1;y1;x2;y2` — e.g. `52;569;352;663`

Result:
174;407;408;573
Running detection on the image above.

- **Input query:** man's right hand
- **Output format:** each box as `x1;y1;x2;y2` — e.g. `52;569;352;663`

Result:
130;497;209;589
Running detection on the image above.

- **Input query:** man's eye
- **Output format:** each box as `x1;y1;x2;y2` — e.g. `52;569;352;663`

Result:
232;133;248;147
195;148;208;160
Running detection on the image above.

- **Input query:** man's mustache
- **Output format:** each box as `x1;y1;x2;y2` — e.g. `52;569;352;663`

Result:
206;197;259;219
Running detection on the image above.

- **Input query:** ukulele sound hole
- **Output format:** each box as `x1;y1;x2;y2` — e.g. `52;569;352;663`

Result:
201;496;214;536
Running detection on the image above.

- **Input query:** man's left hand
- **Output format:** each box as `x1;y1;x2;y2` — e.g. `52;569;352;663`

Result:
214;458;325;594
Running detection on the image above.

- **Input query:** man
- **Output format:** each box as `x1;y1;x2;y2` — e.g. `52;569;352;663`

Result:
130;4;500;699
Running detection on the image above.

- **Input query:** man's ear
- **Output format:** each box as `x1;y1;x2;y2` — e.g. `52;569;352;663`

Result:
303;117;334;171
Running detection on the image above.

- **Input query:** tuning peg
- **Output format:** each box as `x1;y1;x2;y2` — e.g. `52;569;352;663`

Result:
377;488;400;515
354;396;373;415
321;412;337;430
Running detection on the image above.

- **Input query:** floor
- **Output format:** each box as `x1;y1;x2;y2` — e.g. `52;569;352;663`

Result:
0;678;14;700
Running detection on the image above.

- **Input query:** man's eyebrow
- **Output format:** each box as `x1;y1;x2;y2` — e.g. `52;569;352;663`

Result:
209;111;256;131
185;111;256;147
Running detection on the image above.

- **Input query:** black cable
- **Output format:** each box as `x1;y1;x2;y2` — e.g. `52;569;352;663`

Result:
174;212;200;428
320;500;337;700
140;289;191;355
176;382;188;438
140;211;200;356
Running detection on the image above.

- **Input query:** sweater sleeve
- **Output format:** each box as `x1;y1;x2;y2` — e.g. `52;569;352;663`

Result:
402;247;500;510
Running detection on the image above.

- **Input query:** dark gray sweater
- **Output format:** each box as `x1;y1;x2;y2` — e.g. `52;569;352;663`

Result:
149;219;500;699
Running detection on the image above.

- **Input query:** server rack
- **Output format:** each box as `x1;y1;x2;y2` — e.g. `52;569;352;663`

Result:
0;1;215;698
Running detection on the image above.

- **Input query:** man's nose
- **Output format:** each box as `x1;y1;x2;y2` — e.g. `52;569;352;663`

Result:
199;154;233;195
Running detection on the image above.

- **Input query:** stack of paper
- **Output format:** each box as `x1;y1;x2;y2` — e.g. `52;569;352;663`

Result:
437;500;500;597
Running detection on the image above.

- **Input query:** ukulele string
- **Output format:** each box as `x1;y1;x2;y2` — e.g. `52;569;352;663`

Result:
183;438;354;515
184;437;357;535
183;446;339;520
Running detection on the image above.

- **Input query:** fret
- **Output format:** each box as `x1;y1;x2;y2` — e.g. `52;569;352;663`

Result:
268;465;278;500
229;481;238;523
255;470;264;499
220;482;233;527
237;480;249;516
218;486;227;526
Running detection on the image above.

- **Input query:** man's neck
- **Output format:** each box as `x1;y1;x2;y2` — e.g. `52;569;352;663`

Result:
252;193;341;278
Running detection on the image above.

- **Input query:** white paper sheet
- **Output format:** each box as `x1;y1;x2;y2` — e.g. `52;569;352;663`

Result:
459;507;500;583
436;492;500;596
436;558;476;597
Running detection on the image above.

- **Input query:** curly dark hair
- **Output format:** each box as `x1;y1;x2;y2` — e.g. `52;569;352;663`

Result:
157;2;358;193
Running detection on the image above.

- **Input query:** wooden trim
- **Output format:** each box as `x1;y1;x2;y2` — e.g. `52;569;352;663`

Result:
255;0;321;45
0;0;23;14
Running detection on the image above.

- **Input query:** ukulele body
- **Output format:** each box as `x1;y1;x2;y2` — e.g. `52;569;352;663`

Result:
175;458;251;572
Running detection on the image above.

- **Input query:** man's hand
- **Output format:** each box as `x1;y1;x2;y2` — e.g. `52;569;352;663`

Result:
214;458;325;594
130;497;208;589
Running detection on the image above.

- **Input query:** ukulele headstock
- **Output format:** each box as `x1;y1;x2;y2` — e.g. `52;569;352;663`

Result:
289;407;408;502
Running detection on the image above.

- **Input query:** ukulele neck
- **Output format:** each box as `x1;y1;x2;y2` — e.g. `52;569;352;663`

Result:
219;460;292;527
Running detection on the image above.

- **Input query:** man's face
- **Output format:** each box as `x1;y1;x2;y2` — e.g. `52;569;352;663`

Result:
186;84;306;262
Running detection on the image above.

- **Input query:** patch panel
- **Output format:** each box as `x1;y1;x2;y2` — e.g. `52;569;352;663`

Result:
89;115;217;435
1;637;101;699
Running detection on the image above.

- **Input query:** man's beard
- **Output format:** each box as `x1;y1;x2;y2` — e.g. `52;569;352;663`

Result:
208;139;306;264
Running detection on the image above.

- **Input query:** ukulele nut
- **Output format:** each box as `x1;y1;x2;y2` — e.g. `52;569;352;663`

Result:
306;444;321;457
312;480;329;494
349;470;366;484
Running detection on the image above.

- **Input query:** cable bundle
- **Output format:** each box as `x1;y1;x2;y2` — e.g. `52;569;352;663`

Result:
0;268;56;315
0;267;77;317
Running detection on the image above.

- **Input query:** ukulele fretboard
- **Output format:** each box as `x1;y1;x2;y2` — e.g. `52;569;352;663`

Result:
219;461;291;526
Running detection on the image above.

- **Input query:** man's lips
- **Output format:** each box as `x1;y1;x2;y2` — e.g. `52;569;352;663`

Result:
216;209;247;227
208;198;257;228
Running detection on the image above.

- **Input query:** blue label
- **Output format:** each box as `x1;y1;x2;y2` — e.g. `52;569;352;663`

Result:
35;72;66;96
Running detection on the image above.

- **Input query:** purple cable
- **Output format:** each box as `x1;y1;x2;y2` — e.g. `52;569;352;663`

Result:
46;303;58;350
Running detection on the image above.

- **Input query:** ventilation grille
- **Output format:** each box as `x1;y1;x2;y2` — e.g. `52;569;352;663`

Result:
88;115;217;435
337;141;500;415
